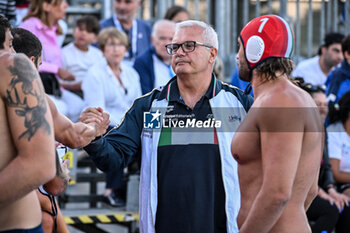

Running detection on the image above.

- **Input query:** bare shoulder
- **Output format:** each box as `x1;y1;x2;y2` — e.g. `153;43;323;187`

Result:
255;80;319;132
259;81;316;108
0;52;53;142
0;52;40;95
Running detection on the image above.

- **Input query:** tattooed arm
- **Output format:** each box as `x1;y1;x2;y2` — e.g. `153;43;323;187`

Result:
0;53;55;208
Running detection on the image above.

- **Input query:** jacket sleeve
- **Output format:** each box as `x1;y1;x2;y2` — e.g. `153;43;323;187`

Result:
326;67;347;104
83;97;147;172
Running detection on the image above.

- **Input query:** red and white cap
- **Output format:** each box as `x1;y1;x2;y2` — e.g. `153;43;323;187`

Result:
240;15;294;70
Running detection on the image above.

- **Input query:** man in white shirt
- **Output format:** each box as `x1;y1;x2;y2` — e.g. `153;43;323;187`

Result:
62;15;103;98
133;19;176;94
292;32;344;85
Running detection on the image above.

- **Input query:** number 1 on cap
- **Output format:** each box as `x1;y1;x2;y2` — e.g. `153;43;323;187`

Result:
258;18;269;33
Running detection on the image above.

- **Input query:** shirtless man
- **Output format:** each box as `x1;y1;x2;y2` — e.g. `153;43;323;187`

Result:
11;28;109;151
11;27;110;233
0;16;56;232
231;15;323;233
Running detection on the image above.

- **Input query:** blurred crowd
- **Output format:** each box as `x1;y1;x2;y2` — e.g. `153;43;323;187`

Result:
1;0;350;233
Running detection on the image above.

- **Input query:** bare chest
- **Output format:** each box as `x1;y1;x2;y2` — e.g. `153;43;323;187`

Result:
231;113;261;165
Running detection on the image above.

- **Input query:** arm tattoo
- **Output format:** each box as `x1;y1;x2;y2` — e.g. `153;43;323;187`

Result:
4;55;51;141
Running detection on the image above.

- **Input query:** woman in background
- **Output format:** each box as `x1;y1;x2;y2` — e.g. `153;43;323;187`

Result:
82;27;141;206
20;0;83;122
164;5;190;23
328;91;350;198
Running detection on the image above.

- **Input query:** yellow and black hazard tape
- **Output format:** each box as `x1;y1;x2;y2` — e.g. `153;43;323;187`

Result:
64;213;139;225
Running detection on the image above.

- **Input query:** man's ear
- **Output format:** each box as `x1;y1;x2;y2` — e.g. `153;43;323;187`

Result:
29;56;35;63
209;47;218;64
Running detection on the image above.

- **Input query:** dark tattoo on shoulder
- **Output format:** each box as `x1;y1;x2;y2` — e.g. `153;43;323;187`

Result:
5;55;51;141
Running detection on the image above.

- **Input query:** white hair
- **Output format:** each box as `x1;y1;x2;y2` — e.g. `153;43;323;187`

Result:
175;20;219;50
152;19;176;37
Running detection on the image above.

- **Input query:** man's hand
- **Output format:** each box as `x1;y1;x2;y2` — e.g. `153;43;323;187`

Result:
57;68;75;81
97;111;110;136
79;107;104;124
79;107;110;137
43;159;70;196
60;159;70;181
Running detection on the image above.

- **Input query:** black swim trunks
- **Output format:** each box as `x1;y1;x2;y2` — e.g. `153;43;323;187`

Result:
0;224;44;233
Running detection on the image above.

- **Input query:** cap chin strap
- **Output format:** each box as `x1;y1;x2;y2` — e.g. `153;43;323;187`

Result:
244;69;253;95
248;68;253;82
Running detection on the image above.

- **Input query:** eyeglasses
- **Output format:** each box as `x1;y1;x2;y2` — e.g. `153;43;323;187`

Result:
165;41;213;55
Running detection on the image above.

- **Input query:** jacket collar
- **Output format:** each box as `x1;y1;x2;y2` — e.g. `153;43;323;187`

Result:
158;74;220;102
340;60;350;76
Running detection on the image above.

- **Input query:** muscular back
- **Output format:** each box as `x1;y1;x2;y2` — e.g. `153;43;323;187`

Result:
232;78;323;233
0;52;55;230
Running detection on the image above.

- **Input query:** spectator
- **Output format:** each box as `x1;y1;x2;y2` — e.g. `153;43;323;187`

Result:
81;20;253;233
20;0;84;122
133;19;175;94
0;15;14;54
327;91;350;233
82;27;141;206
83;27;141;128
292;32;344;85
326;35;350;105
299;80;350;233
164;5;190;23
61;15;103;98
328;91;350;194
100;0;151;64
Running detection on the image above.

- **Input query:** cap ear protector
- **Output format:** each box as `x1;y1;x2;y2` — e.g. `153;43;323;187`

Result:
240;15;295;71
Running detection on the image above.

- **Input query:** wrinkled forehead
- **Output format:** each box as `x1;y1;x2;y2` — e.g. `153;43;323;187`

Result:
172;26;204;43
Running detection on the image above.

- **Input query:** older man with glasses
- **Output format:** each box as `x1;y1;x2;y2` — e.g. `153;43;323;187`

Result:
133;19;176;95
80;20;253;233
